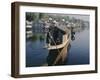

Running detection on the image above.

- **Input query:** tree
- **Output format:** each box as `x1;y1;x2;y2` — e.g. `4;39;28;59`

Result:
26;12;37;21
65;16;69;21
39;13;44;19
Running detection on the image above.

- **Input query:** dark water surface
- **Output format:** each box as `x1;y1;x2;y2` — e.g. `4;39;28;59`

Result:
26;28;89;67
66;29;89;65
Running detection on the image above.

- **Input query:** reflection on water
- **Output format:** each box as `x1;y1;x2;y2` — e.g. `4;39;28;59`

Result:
66;29;89;65
47;43;71;66
26;26;89;67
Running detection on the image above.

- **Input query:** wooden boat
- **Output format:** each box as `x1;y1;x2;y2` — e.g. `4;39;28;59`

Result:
45;24;71;50
45;24;71;65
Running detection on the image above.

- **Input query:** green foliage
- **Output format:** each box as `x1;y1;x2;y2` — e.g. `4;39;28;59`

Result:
65;16;69;21
28;35;38;41
26;12;37;21
28;34;45;41
39;35;45;41
39;13;44;19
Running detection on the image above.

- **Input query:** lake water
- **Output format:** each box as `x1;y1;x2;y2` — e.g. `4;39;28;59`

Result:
26;27;89;67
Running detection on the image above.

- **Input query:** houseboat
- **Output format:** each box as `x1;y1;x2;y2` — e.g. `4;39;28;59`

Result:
26;21;33;38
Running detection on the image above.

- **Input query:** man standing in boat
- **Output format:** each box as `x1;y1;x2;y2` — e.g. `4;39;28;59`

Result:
46;20;63;47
